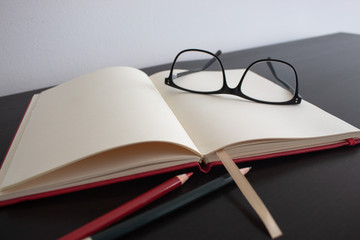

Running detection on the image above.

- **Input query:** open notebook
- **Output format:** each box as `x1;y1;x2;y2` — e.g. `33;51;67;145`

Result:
1;66;359;206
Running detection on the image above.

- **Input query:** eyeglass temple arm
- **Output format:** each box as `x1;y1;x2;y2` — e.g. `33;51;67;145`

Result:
174;50;222;78
266;58;295;93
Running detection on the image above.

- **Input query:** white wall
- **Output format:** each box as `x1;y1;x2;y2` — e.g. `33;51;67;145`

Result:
1;0;360;96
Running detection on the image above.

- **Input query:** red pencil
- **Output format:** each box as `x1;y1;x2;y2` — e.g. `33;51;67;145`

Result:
58;172;193;240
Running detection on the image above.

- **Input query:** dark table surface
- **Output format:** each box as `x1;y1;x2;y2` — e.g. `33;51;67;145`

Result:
1;33;360;240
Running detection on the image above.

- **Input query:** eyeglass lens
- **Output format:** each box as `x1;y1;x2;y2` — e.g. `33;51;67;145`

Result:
241;61;297;103
172;51;223;92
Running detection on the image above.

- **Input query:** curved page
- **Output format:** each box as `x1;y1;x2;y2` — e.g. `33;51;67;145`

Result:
0;67;199;190
150;70;360;156
0;142;200;201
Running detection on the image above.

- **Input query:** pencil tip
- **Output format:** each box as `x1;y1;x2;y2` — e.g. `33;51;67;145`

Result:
240;167;251;175
178;172;193;184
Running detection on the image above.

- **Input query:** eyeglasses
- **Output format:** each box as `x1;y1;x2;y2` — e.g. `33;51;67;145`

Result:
165;49;302;105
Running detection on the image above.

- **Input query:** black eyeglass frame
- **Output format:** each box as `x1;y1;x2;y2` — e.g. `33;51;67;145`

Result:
165;49;302;105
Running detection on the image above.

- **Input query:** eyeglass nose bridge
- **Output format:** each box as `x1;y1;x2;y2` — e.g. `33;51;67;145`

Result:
219;81;242;96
